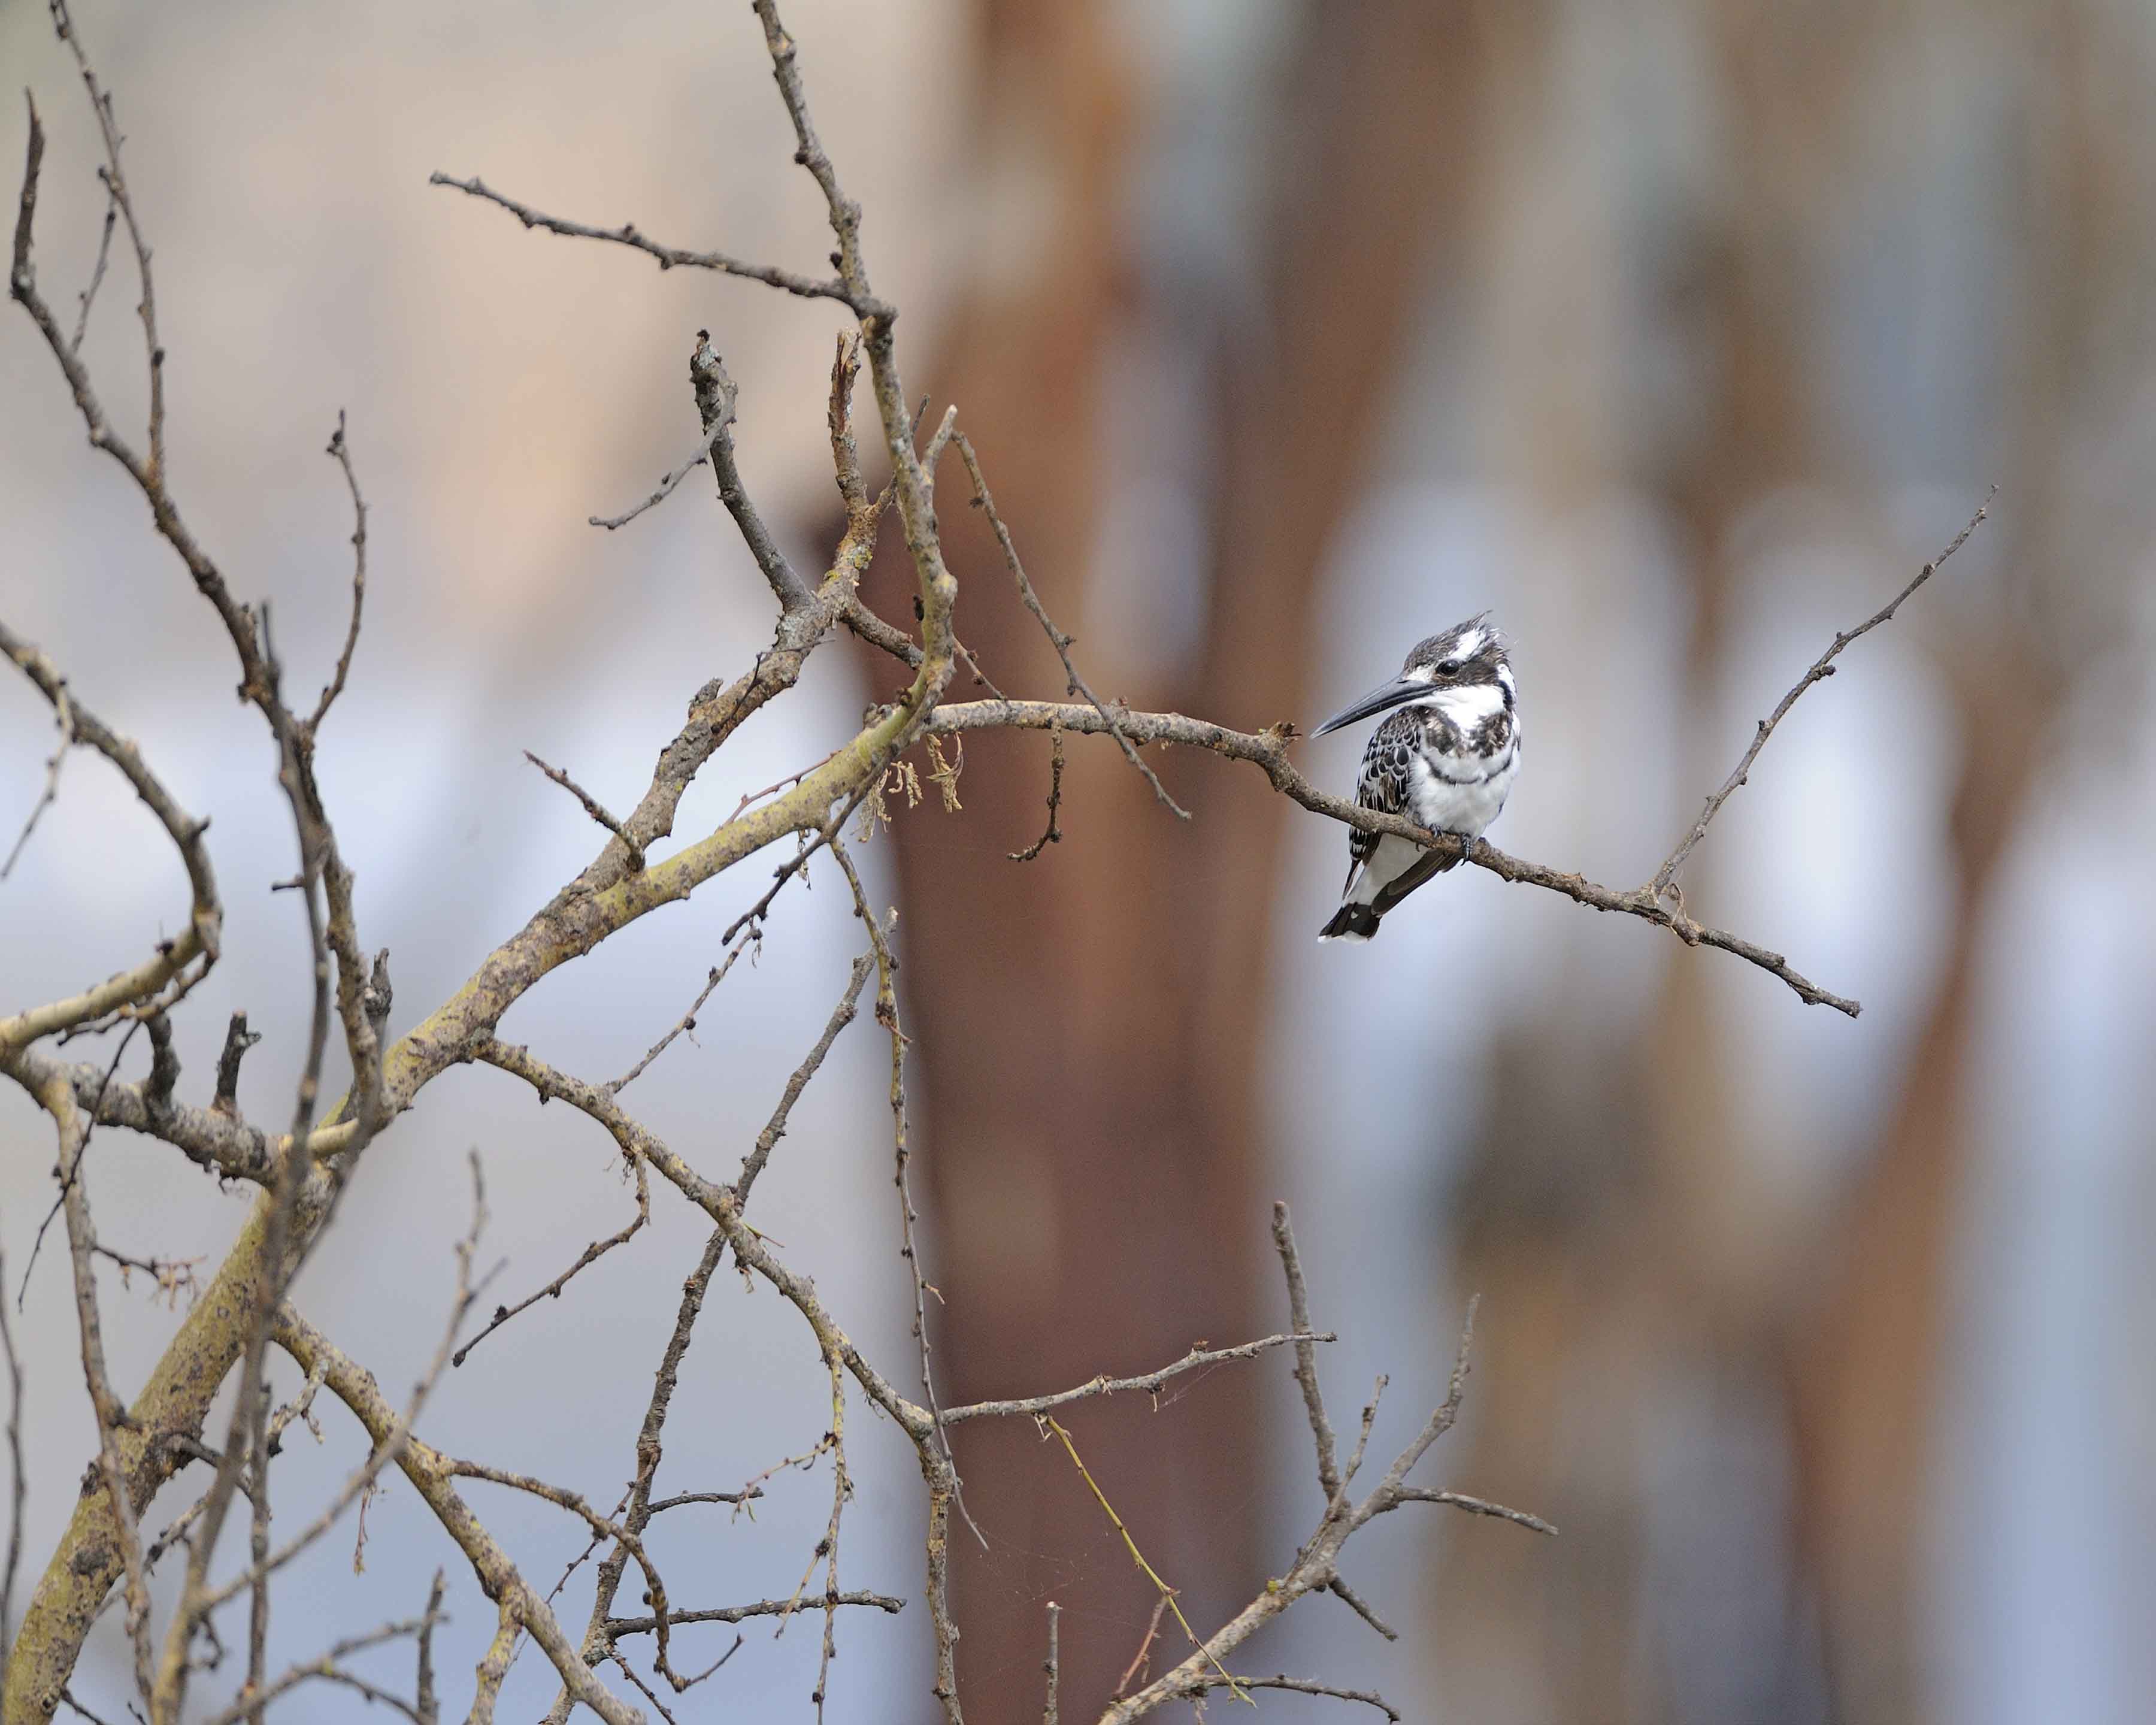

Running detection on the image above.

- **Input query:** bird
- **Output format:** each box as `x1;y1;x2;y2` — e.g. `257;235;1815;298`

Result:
1313;615;1520;943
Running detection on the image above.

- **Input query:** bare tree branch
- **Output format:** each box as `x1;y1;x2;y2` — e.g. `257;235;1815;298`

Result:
1;650;71;880
1390;1485;1558;1536
310;411;369;730
1043;1416;1247;1704
1649;493;1994;898
0;620;220;1054
542;1225;723;1725
523;751;645;873
195;1609;440;1725
190;1155;493;1624
938;1331;1331;1427
1008;719;1065;861
452;1157;647;1368
211;1013;260;1117
1273;1204;1341;1505
922;700;1864;1015
1091;1240;1545;1725
26;1066;155;1705
1041;1603;1061;1725
5;5;1970;1720
270;1308;648;1725
426;172;859;310
732;952;874;1205
1183;1675;1400;1721
0;1246;20;1653
954;433;1188;819
601;1593;903;1640
589;419;725;531
65;174;114;354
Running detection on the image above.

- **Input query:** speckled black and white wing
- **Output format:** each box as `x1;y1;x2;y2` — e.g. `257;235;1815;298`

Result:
1340;709;1418;887
1318;709;1463;943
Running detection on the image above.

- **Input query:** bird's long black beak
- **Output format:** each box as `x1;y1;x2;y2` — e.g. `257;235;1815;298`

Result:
1313;674;1427;737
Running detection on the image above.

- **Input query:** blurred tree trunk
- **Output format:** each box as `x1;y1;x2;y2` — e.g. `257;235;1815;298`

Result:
1438;8;2143;1724
1428;6;1851;1721
840;2;1482;1715
1788;9;2140;1717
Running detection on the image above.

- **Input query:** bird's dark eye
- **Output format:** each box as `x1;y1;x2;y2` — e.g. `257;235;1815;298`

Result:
1437;658;1462;676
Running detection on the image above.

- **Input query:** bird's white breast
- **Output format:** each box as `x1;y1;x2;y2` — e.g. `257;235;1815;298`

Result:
1406;683;1519;839
1407;750;1515;837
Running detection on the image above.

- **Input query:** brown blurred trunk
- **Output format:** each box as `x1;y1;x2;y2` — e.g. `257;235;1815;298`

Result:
847;3;1481;1717
1787;7;2128;1714
1428;6;1848;1721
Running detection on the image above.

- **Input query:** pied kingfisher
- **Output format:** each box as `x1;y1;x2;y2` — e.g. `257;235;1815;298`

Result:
1314;615;1519;943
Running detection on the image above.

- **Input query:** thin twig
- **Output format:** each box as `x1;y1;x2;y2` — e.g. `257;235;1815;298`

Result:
1272;1204;1340;1503
415;1569;445;1724
789;1351;849;1724
646;1488;761;1515
1;618;222;1054
309;410;368;730
1041;1602;1061;1725
543;1228;730;1725
1649;493;1993;898
719;773;882;945
692;331;814;613
827;837;977;1542
192;1155;495;1619
732;951;874;1205
939;1331;1329;1426
49;2;166;480
1;662;72;880
607;937;753;1094
1326;1576;1396;1642
1095;1272;1546;1724
17;1016;141;1303
1392;1485;1558;1536
453;1155;649;1367
211;1011;260;1115
197;1609;440;1725
1371;1294;1480;1494
0;1243;25;1663
1189;1676;1400;1721
271;1308;647;1725
955;433;1188;819
66;174;115;353
1340;1375;1388;1490
609;1654;683;1725
601;1593;903;1639
591;420;725;531
448;1458;677;1682
87;1241;198;1307
1043;1415;1249;1705
32;1066;156;1701
525;750;645;872
1009;719;1064;862
428;173;861;310
1113;1596;1171;1699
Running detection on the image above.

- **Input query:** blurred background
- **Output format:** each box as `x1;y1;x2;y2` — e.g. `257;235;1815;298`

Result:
4;1;2154;1721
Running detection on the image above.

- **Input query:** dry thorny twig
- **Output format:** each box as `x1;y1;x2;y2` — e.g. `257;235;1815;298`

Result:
2;0;1982;1719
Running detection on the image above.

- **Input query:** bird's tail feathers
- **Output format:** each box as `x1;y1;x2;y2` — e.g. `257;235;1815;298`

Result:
1317;903;1381;943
